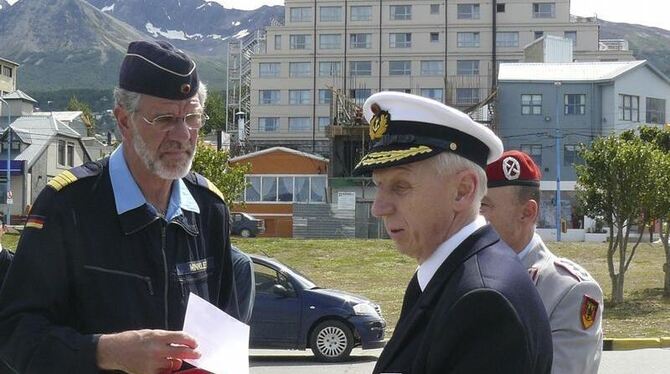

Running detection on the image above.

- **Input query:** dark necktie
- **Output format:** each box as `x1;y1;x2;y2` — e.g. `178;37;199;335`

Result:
398;272;421;323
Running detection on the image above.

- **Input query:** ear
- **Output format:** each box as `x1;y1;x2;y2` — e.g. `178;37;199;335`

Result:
114;106;132;141
453;169;478;212
520;199;539;223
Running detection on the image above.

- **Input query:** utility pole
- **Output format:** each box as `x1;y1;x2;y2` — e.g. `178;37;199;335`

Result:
0;97;11;224
554;81;562;241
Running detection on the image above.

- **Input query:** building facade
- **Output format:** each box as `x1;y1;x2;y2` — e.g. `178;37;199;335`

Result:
497;60;670;235
248;0;633;162
0;57;18;97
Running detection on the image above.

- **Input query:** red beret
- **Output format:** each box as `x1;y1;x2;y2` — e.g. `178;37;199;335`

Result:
486;150;541;188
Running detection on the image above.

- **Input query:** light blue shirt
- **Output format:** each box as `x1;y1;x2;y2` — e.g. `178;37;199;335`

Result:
109;145;200;220
517;232;542;262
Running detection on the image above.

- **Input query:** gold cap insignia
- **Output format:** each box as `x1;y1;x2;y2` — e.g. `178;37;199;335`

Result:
369;106;390;141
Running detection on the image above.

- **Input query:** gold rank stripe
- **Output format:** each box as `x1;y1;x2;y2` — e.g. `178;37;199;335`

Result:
205;178;225;201
25;221;44;229
356;146;433;168
47;170;78;191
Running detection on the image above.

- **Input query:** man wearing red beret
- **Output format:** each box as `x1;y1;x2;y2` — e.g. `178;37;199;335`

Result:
481;150;603;374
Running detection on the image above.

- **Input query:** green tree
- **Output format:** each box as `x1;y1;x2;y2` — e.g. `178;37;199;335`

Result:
638;125;670;297
192;141;250;204
576;132;659;304
202;91;226;135
66;96;96;136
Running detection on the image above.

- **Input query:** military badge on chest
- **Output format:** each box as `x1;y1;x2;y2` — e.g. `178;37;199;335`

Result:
581;295;599;329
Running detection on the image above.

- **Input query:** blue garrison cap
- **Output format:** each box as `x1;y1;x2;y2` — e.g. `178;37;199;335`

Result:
119;40;199;100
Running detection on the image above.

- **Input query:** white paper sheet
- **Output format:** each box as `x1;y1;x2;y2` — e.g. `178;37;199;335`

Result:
183;292;250;374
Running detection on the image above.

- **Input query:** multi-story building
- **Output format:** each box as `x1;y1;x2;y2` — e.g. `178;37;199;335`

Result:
0;57;18;97
249;0;633;175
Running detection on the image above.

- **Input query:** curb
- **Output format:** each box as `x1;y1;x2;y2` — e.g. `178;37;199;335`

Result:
603;338;670;351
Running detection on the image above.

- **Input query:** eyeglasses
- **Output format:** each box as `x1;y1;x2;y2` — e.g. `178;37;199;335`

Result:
139;112;209;131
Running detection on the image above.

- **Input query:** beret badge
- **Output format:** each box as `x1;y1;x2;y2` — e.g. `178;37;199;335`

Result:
369;103;390;141
180;83;192;95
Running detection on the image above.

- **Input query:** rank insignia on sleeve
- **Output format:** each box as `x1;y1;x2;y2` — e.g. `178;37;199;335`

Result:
25;215;46;230
581;295;599;330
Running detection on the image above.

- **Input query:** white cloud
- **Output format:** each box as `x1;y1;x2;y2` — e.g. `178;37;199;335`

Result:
204;0;284;11
571;0;670;30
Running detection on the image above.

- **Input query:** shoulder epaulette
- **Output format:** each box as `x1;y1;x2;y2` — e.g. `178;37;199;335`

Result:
185;172;225;202
554;258;591;282
47;161;104;191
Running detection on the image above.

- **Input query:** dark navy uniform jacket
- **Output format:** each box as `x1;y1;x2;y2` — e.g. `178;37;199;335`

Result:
374;225;553;374
0;156;242;373
0;248;11;285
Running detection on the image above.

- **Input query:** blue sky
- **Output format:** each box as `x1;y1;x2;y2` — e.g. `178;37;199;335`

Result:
207;0;669;30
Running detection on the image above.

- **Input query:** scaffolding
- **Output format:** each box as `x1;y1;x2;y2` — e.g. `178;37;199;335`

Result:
225;30;265;154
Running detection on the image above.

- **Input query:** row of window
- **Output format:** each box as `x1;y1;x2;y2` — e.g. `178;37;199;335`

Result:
245;175;327;204
274;30;573;51
519;94;666;123
1;66;12;78
288;3;555;23
520;144;582;168
258;87;450;107
259;60;445;78
289;4;441;23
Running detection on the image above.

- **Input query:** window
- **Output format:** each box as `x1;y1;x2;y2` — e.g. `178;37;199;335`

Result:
619;94;639;121
278;177;294;202
457;32;480;48
350;33;371;49
246;175;328;204
289;62;311;77
564;94;585;115
319;34;341;49
564;31;577;47
290;7;312;23
533;3;555;18
258;117;279;132
389;60;411;76
289;90;310;105
457;60;479;75
390;33;412;48
390;5;411;20
456;88;479;105
319;61;341;77
350;61;372;76
534;31;544;40
320;6;342;22
521;94;543;115
521;144;542;166
457;4;480;19
245;176;261;201
564;145;583;166
295;176;310;202
67;143;75;167
274;35;282;50
261;176;278;201
390;88;412;94
290;34;311;50
288;117;311;132
2;66;11;78
421;88;444;102
259;63;280;78
430;32;439;43
350;89;372;105
259;90;280;105
421;60;444;76
646;97;666;124
350;5;372;21
57;140;75;167
58;140;66;166
497;3;506;12
318;89;332;104
310;177;327;203
318;117;330;130
496;32;519;47
430;4;440;14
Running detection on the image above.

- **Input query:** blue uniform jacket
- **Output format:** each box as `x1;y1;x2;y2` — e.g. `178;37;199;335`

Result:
0;158;242;373
374;225;553;374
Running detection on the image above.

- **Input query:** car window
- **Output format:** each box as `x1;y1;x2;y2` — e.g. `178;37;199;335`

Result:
254;262;294;294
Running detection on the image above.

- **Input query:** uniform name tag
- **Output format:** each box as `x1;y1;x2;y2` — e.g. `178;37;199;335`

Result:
176;258;212;276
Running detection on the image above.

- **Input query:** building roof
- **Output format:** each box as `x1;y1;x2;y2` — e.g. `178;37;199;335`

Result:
230;146;329;163
1;90;37;103
497;60;662;83
0;57;19;67
7;115;84;168
32;111;83;122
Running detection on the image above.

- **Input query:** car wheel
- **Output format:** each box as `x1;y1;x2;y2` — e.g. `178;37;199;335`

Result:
240;229;252;238
309;320;354;362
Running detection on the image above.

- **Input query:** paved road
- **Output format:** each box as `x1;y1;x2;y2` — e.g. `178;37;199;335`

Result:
250;348;670;373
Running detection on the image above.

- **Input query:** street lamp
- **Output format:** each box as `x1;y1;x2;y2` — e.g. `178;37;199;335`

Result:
554;81;562;242
0;97;11;224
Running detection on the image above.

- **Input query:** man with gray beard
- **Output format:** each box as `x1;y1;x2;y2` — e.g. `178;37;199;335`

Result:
0;41;243;374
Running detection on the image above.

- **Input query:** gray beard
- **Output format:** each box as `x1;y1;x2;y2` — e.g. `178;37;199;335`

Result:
131;125;195;180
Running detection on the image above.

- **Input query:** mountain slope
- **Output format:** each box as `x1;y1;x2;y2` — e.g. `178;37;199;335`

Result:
598;19;670;78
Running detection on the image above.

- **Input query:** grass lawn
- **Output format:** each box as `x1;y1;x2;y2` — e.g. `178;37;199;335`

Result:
4;233;667;337
234;238;670;338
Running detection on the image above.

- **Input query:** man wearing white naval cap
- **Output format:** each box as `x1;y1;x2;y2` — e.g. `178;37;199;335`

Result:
354;92;552;374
